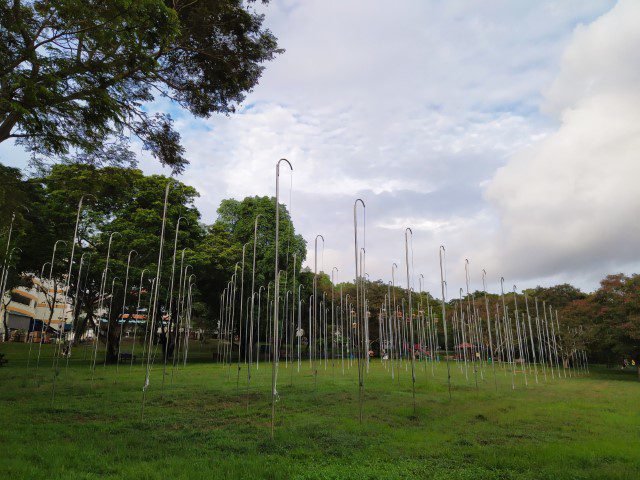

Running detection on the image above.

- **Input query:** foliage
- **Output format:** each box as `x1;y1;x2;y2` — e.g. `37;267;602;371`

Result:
525;283;586;309
0;163;206;355
2;164;640;367
214;195;307;290
0;164;314;360
0;0;281;173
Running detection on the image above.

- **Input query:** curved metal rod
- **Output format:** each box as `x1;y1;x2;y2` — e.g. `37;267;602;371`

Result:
438;245;451;398
142;179;172;411
481;268;498;389
272;158;293;438
353;198;366;423
116;249;138;373
404;227;416;412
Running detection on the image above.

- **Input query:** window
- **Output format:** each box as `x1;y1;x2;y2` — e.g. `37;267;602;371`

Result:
10;292;32;306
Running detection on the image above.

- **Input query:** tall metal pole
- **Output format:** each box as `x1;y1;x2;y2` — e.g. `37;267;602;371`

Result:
162;216;184;394
549;304;561;379
38;240;67;371
116;250;137;374
534;297;547;382
130;268;148;370
458;288;469;382
142;278;156;368
464;260;478;389
103;277;118;366
0;212;16;326
249;215;261;379
172;251;187;377
439;245;451;398
54;195;94;374
297;284;302;372
265;281;271;367
66;252;89;371
482;270;498;390
353;198;365;422
27;261;48;372
512;286;528;387
257;285;264;369
290;252;297;383
0;248;19;342
91;232;119;379
404;228;417;413
500;277;515;389
313;234;324;388
237;242;249;392
523;292;539;384
391;263;400;382
142;180;172;419
331;267;338;376
271;158;292;439
340;285;344;374
386;281;396;380
183;275;195;366
542;300;555;379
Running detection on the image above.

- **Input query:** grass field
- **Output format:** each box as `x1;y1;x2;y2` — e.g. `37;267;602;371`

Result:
0;342;638;480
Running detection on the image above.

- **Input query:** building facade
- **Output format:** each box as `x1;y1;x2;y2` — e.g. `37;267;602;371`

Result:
1;277;73;342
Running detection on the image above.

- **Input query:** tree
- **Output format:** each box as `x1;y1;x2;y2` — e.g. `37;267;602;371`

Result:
0;163;209;360
214;195;307;294
211;195;307;356
526;284;586;309
0;164;29;224
99;172;203;361
0;0;281;173
587;274;640;372
186;222;240;332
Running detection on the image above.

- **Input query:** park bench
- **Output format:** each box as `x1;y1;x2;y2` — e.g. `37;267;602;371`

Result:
119;352;137;362
0;353;7;367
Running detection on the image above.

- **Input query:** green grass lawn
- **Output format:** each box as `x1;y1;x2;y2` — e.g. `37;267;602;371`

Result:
0;342;638;480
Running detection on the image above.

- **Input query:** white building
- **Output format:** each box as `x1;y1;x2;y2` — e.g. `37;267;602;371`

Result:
1;277;73;342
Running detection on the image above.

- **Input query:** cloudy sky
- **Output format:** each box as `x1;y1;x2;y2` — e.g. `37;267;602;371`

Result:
2;0;639;296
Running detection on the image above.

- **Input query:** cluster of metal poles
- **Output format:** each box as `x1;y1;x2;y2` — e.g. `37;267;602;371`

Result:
1;159;591;438
377;261;590;397
0;186;198;414
210;160;592;441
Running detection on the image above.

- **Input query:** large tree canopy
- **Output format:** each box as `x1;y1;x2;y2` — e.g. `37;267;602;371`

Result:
0;163;206;347
214;195;307;291
0;164;313;360
0;0;281;173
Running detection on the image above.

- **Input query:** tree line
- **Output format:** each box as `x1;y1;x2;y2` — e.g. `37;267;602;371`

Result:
1;163;639;370
0;162;305;362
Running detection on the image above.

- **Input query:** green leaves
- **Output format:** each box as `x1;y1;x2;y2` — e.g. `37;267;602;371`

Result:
0;0;280;173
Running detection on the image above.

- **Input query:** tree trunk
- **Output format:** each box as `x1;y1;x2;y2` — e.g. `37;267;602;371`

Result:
105;317;119;364
2;308;9;341
74;307;92;341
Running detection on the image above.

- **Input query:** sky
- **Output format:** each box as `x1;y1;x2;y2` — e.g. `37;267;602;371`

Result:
2;0;639;297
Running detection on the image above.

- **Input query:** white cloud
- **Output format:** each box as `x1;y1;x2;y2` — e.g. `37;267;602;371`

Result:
170;0;622;295
2;0;627;295
484;0;640;285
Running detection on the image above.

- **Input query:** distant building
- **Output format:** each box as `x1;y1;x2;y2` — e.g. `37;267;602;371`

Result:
1;278;175;343
1;277;73;342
